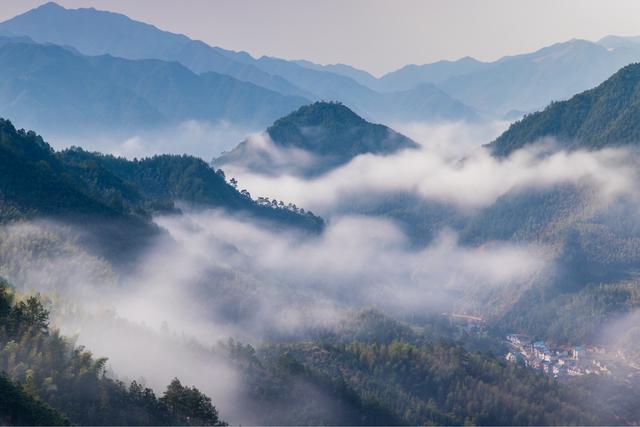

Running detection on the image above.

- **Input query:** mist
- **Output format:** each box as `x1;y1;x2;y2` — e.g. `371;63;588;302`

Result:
220;122;638;216
44;120;254;161
4;119;640;423
0;207;551;423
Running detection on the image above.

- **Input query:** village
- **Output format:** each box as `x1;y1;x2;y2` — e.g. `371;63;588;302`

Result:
444;314;640;380
504;333;631;379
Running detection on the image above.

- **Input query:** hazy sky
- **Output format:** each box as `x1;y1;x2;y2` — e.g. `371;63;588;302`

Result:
2;0;640;76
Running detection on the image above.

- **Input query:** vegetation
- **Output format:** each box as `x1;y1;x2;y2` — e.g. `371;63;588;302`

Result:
250;338;602;425
59;148;323;232
0;373;69;426
489;63;640;156
214;101;418;177
0;278;225;425
0;117;322;247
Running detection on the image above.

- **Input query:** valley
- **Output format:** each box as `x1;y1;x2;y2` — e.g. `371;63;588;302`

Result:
2;1;640;426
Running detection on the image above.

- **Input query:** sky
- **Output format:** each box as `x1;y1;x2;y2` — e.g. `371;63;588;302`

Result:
2;0;640;76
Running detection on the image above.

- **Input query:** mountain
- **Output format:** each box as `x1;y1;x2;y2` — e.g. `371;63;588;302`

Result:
598;35;640;50
488;63;640;157
380;82;478;122
0;38;308;135
0;117;140;222
0;117;322;262
59;148;324;232
376;56;489;92
439;39;640;115
373;39;640;116
0;1;307;98
214;102;419;177
252;56;479;123
0;3;479;125
292;59;380;89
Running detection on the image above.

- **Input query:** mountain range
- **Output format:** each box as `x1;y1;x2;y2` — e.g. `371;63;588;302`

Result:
4;1;640;135
0;35;308;136
307;38;640;117
0;2;479;130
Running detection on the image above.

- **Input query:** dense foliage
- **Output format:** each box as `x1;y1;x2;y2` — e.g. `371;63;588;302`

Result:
252;339;601;425
59;148;323;232
0;279;225;425
490;63;640;156
0;117;322;244
0;373;69;426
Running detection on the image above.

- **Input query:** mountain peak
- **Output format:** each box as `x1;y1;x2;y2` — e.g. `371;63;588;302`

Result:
215;102;418;177
266;101;417;155
267;101;366;136
36;1;65;11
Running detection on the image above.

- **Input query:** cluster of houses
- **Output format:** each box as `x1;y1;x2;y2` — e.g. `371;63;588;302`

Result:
505;334;611;379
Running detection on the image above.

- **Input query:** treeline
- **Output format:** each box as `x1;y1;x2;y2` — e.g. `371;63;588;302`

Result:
0;117;322;232
0;278;225;425
489;63;640;156
256;340;601;425
217;310;613;425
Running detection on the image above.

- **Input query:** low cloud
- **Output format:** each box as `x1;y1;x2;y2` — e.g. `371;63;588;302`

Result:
46;120;254;161
220;122;638;215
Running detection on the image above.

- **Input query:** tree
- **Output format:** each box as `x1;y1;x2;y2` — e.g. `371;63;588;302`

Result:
161;378;225;426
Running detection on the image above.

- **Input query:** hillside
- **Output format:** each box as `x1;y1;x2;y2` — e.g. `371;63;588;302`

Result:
59;148;324;232
0;279;226;425
489;63;640;156
214;102;418;177
0;118;322;263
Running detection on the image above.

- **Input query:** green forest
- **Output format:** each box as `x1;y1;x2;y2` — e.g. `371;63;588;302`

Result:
0;278;225;426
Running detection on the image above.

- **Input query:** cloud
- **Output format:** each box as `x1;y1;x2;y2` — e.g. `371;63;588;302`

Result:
7;119;640;422
219;122;638;215
47;120;254;161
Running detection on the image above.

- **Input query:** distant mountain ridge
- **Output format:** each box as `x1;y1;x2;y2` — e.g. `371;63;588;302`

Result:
6;2;640;123
0;2;479;125
380;39;640;115
0;1;308;98
214;102;418;177
0;37;308;135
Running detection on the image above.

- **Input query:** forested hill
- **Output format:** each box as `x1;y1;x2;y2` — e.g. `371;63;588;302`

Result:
59;148;324;232
489;63;640;157
0;118;138;221
0;279;225;426
214;102;418;177
0;117;322;245
236;310;619;425
266;102;418;154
